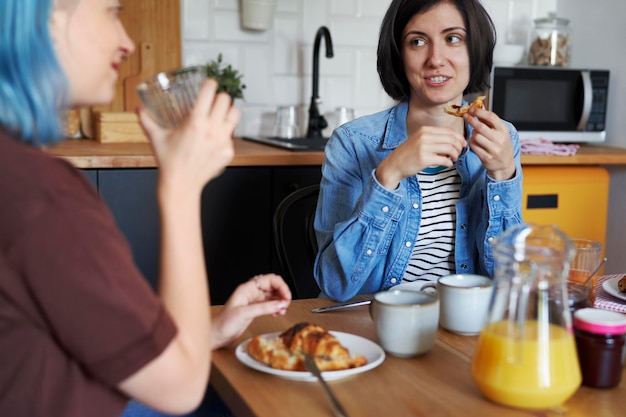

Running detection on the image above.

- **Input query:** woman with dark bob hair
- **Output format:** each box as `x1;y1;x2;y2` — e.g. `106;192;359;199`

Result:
313;0;523;302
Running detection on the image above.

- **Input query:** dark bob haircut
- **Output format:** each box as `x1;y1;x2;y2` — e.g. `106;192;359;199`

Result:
377;0;496;101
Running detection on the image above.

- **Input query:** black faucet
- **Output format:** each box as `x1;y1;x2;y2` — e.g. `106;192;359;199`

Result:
306;26;334;139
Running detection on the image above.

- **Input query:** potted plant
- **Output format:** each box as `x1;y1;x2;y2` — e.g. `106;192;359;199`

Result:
205;54;246;100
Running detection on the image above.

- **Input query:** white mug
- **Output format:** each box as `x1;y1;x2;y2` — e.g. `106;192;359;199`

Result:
423;274;492;335
370;290;439;357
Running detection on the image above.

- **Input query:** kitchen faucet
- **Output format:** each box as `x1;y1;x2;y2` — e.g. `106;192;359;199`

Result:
306;26;334;139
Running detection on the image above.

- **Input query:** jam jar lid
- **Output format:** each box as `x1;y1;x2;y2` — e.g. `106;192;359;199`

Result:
574;308;626;335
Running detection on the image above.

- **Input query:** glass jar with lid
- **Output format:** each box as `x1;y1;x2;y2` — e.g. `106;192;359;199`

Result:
574;308;626;388
528;12;572;67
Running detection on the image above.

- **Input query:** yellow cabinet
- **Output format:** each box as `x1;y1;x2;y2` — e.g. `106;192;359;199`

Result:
521;166;609;249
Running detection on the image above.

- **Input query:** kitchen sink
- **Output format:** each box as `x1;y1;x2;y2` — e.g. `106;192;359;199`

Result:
243;135;328;151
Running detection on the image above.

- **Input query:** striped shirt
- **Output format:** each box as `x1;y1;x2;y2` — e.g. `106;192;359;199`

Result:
402;166;461;283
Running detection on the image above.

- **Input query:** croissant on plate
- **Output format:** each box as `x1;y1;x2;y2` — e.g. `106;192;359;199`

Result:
246;322;367;371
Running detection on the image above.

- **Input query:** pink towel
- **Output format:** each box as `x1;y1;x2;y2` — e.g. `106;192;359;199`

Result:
520;138;580;156
593;274;626;314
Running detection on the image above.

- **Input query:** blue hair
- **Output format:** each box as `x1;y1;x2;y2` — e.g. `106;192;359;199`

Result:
0;0;69;145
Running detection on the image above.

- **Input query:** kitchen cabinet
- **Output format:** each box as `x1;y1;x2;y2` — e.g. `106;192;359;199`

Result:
84;166;321;304
57;138;626;301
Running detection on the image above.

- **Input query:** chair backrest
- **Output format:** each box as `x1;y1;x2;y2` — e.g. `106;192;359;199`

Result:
273;184;320;299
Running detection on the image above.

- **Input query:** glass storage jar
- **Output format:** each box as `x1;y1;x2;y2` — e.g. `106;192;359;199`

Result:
574;308;626;388
528;12;572;67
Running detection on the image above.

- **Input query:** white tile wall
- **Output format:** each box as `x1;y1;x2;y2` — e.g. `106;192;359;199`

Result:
181;0;557;136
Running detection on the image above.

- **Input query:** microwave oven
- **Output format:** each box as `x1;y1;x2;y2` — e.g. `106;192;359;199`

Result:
489;66;610;143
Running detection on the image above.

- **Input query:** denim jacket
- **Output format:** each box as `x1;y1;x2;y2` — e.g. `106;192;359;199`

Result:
313;101;523;301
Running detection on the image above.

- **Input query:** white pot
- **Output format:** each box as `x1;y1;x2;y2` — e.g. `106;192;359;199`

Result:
241;0;278;31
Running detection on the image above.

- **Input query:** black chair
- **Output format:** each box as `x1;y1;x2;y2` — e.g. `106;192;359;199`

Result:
273;184;321;299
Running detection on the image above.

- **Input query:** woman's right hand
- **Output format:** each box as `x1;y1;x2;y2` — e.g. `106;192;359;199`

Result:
375;126;466;190
137;78;240;198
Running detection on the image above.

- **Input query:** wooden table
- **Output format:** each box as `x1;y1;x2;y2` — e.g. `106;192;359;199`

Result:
210;298;626;417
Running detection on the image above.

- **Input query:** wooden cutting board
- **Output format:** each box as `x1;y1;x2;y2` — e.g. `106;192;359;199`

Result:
91;0;181;115
123;42;156;111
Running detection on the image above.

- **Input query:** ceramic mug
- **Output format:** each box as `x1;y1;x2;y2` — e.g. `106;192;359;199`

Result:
422;274;492;335
370;289;439;357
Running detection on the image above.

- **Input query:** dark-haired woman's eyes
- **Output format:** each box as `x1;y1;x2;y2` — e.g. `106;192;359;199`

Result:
447;34;463;44
409;38;426;47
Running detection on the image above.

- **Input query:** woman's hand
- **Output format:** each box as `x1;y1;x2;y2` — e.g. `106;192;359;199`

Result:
137;78;240;199
376;126;466;189
210;274;292;350
464;107;515;181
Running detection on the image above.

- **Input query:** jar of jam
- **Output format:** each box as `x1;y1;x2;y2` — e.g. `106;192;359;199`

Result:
574;308;626;388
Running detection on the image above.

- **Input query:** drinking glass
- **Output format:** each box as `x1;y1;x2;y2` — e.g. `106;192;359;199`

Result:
568;238;603;285
334;106;355;127
273;105;300;139
136;65;207;129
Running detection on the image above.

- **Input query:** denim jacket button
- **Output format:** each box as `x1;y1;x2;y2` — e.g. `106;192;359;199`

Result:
412;203;419;209
493;195;501;202
405;241;412;247
487;236;494;242
461;223;467;230
461;263;468;269
390;278;397;284
366;249;373;255
382;206;390;213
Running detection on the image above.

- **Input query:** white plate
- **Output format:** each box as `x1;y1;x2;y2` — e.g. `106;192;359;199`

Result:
235;331;385;382
602;277;626;301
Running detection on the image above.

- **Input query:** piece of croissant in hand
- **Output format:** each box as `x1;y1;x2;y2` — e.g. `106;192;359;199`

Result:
443;95;486;117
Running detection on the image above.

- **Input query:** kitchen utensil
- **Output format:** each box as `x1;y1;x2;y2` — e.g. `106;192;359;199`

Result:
92;0;181;114
124;42;156;111
311;299;371;313
471;223;581;410
304;354;350;417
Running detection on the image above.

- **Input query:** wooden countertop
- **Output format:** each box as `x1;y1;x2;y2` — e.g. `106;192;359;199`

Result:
45;138;626;169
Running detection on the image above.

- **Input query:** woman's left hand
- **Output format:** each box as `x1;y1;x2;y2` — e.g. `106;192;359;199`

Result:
210;274;292;349
464;107;516;181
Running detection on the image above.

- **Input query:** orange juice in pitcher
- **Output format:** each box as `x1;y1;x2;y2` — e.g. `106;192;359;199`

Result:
471;224;581;409
471;320;580;409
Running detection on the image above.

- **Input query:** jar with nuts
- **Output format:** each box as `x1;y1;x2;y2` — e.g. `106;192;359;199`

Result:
528;12;571;67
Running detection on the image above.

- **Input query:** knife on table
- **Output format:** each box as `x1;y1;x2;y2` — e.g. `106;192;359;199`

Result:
311;299;372;313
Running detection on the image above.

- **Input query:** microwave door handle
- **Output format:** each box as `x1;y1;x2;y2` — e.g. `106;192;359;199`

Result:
577;70;592;131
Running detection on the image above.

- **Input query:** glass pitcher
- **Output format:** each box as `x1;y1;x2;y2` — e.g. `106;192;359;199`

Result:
470;224;581;409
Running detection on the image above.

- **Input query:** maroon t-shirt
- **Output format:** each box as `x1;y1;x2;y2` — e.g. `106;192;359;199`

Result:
0;132;177;417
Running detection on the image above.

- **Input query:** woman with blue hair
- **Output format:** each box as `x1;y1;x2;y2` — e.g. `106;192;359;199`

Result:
0;1;291;416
